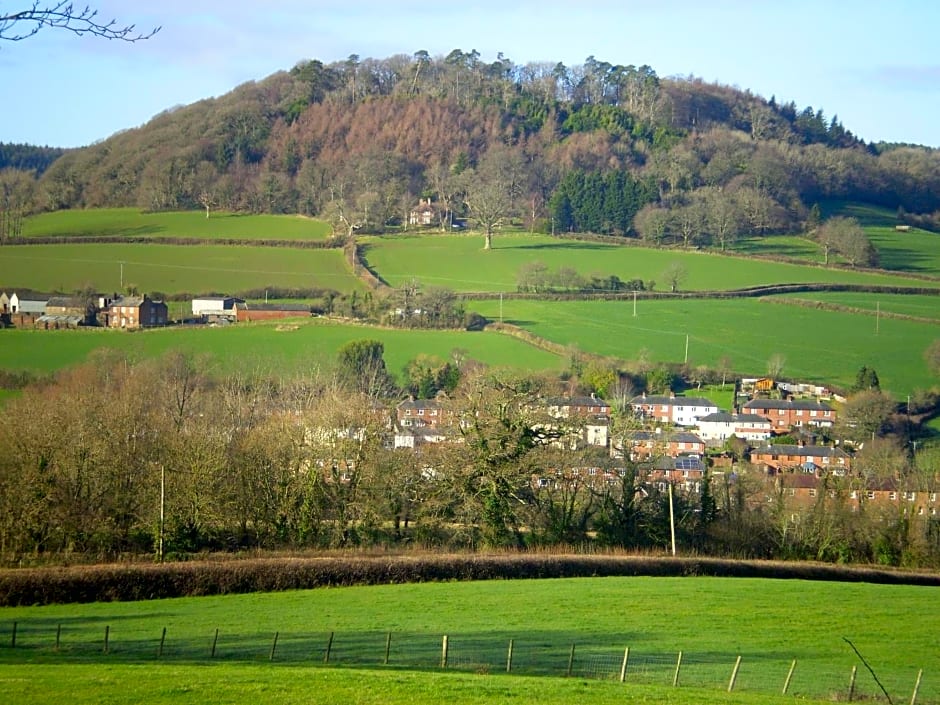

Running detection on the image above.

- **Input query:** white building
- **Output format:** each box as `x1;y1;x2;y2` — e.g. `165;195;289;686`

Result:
696;412;773;443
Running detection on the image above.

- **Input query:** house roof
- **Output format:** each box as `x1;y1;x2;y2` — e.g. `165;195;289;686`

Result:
698;412;771;424
626;431;704;444
111;296;145;308
45;296;84;308
752;444;848;459
631;395;717;408
546;395;611;408
397;398;444;412
743;399;833;411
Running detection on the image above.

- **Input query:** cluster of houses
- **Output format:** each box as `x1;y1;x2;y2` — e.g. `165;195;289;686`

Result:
0;291;312;329
390;386;937;518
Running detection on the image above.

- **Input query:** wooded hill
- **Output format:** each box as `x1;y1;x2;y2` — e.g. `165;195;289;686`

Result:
3;50;940;240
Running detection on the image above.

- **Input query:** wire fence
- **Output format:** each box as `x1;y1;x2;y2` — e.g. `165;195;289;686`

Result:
3;620;934;704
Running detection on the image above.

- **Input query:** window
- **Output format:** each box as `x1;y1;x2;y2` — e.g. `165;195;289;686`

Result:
889;492;897;501
867;491;875;500
809;488;817;497
930;493;937;503
850;490;858;499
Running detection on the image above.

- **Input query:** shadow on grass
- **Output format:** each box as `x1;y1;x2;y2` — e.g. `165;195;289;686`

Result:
501;242;615;251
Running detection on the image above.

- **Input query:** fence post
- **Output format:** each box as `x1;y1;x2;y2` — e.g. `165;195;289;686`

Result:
566;644;576;677
441;635;449;669
848;665;858;702
55;624;61;652
103;626;110;654
911;669;923;705
384;632;392;665
211;628;219;658
270;632;279;661
673;651;683;687
324;632;334;664
783;659;797;694
10;621;16;648
619;647;630;683
506;639;514;673
728;655;742;692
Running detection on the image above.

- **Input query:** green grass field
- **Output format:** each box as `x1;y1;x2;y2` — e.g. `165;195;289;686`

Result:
22;208;333;241
0;243;362;296
0;320;563;379
362;234;937;293
783;292;940;321
469;297;938;397
1;576;936;704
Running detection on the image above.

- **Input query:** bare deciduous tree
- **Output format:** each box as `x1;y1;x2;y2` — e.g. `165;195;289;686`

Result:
0;3;159;42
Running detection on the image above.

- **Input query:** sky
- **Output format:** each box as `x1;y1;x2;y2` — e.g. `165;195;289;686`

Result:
1;0;939;149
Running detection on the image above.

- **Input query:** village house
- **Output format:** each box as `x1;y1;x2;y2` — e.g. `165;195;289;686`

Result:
408;198;437;226
749;443;851;474
644;455;707;493
768;475;939;517
742;398;836;430
396;397;448;428
696;412;773;444
629;393;718;427
107;294;169;329
614;429;705;460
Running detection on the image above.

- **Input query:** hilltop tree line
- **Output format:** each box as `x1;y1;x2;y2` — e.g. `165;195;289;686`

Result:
1;51;939;245
0;350;937;567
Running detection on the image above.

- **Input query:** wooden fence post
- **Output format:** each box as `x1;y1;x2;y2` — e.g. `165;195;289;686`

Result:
911;669;923;705
158;627;166;659
103;626;110;654
384;632;392;665
211;628;219;658
269;632;279;661
506;639;514;673
728;655;742;692
324;632;334;664
619;647;630;683
566;644;576;677
848;665;858;702
673;651;683;687
441;635;449;669
783;659;797;694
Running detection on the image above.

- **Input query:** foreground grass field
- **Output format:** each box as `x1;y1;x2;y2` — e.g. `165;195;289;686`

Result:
0;243;362;296
1;576;936;704
362;234;937;293
21;208;332;241
0;319;563;378
470;297;938;396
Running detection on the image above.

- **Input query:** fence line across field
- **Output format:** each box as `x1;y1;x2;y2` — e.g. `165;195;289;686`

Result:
3;621;932;704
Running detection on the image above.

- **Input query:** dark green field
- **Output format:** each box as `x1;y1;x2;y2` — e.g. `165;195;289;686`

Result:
1;576;936;704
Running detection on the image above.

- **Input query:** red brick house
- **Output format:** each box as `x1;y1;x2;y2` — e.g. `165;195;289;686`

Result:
749;443;851;474
396;397;447;428
107;295;168;329
742;398;836;430
616;430;705;460
630;393;718;427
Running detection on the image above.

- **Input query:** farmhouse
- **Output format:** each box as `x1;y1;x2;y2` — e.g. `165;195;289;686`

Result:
630;393;718;427
696;412;772;444
107;295;169;329
742;398;836;430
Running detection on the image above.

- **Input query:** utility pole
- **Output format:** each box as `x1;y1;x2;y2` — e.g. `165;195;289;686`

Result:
499;293;503;323
633;289;637;317
684;334;689;364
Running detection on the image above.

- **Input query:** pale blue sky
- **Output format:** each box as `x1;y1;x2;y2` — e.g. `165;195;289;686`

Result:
1;0;938;148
